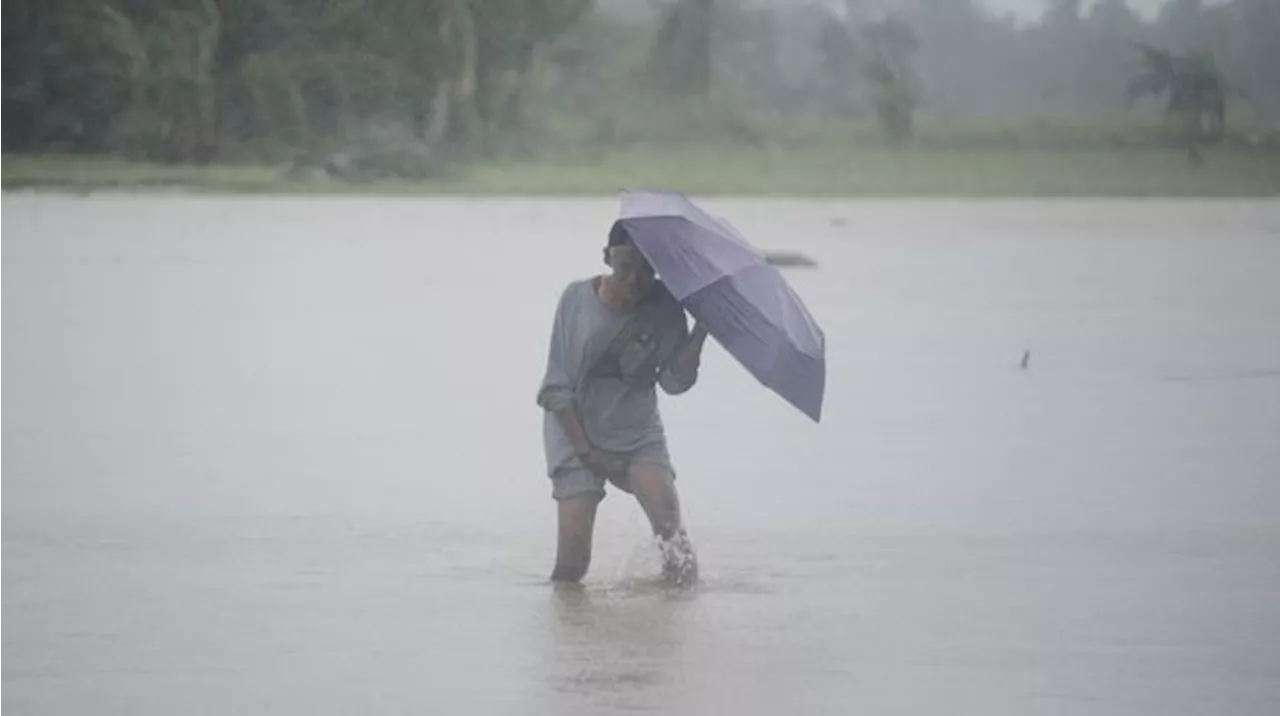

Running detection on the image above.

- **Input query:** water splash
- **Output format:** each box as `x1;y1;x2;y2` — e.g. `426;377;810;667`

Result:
596;534;699;596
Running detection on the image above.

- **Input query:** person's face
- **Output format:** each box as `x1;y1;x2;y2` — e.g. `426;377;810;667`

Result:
607;245;656;303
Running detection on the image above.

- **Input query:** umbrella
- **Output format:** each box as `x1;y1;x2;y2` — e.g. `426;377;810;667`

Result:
614;188;826;422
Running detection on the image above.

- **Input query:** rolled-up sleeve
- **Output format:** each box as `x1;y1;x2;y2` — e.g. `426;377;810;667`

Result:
536;287;576;411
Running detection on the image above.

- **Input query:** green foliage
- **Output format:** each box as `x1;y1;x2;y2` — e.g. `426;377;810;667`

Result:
647;0;714;98
92;0;222;161
1127;42;1231;162
861;16;921;144
3;0;1278;175
3;0;592;168
7;138;1278;196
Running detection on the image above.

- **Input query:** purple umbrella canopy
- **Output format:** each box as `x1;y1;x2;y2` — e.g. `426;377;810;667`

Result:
615;188;826;422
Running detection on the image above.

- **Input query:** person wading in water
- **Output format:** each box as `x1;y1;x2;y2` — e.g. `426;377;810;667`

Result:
536;222;709;586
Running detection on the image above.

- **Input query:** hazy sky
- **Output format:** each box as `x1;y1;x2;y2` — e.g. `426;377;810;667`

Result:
983;0;1218;21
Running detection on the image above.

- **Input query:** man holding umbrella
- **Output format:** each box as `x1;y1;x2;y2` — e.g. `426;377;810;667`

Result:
536;221;709;587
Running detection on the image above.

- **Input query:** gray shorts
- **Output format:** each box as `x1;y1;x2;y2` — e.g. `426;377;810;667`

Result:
551;441;675;502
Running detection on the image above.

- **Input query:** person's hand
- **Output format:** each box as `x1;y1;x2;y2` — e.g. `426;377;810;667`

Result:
579;448;626;480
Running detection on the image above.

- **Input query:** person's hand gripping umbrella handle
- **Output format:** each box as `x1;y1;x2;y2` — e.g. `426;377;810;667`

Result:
691;320;710;342
669;319;711;377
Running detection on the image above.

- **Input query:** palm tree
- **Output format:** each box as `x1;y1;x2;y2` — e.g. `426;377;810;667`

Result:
1127;42;1227;164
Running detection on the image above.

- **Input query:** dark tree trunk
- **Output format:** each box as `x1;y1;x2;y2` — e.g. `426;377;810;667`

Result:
1182;106;1204;165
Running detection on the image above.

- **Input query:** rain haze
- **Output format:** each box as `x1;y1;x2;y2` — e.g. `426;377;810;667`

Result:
4;1;1280;715
985;0;1216;20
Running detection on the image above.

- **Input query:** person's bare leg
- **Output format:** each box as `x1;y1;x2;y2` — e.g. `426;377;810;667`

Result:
551;494;600;583
628;463;698;586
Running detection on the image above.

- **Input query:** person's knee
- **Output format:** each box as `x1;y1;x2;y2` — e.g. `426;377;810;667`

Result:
630;465;681;528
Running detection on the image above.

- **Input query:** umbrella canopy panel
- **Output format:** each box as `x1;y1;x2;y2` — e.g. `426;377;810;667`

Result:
614;189;826;423
684;264;826;421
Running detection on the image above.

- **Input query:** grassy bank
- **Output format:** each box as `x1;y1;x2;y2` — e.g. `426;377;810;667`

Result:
4;143;1279;197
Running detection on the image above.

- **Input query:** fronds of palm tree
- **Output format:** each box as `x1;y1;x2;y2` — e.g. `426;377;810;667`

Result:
1127;42;1230;162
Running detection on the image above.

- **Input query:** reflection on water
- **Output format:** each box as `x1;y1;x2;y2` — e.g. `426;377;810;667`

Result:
546;582;691;705
4;195;1280;715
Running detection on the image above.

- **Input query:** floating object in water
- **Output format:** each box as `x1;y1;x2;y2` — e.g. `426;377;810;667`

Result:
762;251;819;268
1020;350;1031;369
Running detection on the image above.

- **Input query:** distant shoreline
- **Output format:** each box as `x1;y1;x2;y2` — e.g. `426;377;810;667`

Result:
5;146;1279;198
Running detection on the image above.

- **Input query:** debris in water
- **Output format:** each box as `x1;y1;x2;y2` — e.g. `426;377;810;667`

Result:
763;251;819;268
1020;350;1031;369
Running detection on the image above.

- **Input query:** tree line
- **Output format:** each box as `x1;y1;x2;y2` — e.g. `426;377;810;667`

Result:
3;0;599;164
717;1;1276;131
3;0;1277;170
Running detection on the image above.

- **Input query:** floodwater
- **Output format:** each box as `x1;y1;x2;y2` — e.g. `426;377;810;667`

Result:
4;194;1279;715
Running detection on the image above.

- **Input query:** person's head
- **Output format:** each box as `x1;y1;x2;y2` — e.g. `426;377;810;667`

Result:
604;222;656;305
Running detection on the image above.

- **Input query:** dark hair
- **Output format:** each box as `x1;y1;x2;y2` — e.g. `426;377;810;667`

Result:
607;221;631;249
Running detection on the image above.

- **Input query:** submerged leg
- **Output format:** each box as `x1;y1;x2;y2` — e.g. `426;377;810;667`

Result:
628;462;698;586
552;494;600;583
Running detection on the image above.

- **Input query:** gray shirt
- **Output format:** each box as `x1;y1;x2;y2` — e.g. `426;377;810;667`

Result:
536;277;697;476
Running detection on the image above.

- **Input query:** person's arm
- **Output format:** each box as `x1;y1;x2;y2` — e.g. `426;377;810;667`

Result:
535;287;612;468
536;287;580;419
553;406;593;458
658;314;709;395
